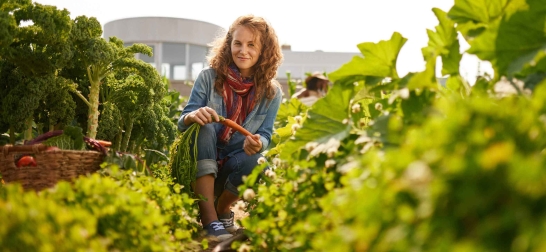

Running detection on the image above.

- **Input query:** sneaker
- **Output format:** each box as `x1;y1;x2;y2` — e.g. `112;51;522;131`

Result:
204;220;233;241
218;211;238;233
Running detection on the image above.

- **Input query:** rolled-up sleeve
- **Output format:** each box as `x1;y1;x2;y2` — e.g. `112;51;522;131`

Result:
177;69;214;132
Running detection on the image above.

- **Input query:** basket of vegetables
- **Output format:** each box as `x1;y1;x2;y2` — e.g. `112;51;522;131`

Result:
0;127;109;191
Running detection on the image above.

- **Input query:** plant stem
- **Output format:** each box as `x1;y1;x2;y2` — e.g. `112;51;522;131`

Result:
24;117;33;141
86;66;102;139
121;117;134;152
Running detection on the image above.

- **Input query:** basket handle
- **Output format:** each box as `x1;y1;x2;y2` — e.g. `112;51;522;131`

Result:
24;130;63;145
24;130;107;155
2;144;48;155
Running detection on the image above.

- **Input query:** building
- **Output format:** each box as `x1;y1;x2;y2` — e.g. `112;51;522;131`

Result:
103;17;359;97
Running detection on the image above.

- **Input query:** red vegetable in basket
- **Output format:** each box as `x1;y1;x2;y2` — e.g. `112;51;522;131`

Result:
96;140;112;147
17;156;37;167
46;146;61;152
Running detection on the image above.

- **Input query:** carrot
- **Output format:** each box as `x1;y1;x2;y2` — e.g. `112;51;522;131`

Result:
218;116;260;141
96;140;112;147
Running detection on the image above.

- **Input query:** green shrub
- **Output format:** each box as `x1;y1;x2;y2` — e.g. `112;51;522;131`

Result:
0;168;201;251
0;185;106;252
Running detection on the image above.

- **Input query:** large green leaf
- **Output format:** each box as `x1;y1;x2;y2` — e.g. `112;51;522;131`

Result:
427;8;463;76
453;0;546;76
448;0;509;23
406;8;470;93
279;81;362;159
328;32;407;83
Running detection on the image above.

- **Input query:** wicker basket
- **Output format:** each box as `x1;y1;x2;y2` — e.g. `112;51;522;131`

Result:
0;140;106;191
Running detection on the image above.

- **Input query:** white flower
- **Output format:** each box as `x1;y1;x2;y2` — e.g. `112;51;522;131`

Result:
305;142;318;152
326;148;337;158
358;119;367;128
404;161;432;184
293;181;299;191
291;123;302;135
257;157;267;165
355;134;371;145
351;103;361;113
360;142;374;154
337;160;359;174
399;88;410;99
243;189;256;201
265;169;276;179
342;118;349;124
388;93;398;104
309;138;341;158
353;82;359;86
272;157;281;167
235;201;247;212
294;115;302;124
238;244;252;252
375;103;383;111
325;159;336;168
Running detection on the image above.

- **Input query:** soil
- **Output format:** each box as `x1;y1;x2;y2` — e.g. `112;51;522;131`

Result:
198;200;250;252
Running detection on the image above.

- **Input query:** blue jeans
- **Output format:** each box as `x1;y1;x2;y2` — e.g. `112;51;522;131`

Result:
195;124;265;197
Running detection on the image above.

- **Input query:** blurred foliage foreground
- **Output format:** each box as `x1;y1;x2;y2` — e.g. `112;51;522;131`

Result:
2;0;546;251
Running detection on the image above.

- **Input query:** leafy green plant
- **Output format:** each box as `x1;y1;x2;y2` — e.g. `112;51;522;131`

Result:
0;167;202;251
0;2;73;142
168;123;200;194
235;0;546;251
0;185;105;252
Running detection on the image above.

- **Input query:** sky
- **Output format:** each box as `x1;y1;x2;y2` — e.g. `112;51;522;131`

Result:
32;0;492;83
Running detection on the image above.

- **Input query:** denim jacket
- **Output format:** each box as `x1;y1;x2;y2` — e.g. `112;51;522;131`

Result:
178;68;282;157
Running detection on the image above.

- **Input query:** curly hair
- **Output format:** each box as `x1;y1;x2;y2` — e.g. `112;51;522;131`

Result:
207;15;283;101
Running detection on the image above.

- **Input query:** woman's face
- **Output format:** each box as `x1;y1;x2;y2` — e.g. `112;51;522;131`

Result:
231;26;261;78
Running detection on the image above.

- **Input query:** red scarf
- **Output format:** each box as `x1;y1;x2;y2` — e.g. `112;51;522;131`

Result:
218;66;256;144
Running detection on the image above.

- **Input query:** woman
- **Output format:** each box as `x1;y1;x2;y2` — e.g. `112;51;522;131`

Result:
177;15;283;241
292;72;330;107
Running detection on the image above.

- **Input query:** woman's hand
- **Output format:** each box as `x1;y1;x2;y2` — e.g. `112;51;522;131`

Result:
243;134;262;155
184;106;220;126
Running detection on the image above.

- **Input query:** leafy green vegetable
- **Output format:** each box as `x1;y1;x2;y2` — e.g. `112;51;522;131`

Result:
43;126;85;150
168;123;200;194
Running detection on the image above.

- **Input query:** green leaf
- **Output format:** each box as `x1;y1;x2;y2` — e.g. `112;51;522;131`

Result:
328;32;407;82
458;0;546;76
448;0;509;24
63;125;85;150
406;8;469;92
280;80;361;159
446;75;471;97
406;58;438;90
429;8;463;76
275;98;307;128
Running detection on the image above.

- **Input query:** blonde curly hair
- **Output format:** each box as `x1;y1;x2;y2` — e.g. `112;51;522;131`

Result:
207;14;283;101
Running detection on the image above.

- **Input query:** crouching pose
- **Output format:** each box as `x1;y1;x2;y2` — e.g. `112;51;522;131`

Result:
178;14;283;241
